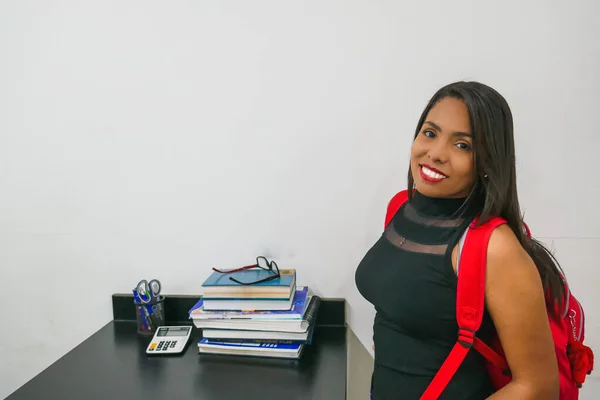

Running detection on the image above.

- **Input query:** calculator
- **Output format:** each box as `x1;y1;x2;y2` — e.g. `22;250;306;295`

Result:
146;326;193;355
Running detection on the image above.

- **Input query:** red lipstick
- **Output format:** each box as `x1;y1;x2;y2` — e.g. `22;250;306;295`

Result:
419;164;448;183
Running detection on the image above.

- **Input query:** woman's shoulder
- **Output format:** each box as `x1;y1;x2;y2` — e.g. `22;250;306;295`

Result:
485;223;542;295
487;223;521;256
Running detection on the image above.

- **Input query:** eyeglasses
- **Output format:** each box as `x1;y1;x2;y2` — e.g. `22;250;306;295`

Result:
212;256;281;285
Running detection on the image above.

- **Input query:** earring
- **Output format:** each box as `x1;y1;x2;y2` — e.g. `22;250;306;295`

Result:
483;174;488;178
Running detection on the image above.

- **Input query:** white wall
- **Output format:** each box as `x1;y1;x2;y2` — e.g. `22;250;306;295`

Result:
1;0;598;398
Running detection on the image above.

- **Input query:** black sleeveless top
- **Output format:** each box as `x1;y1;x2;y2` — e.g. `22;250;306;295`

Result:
355;191;494;400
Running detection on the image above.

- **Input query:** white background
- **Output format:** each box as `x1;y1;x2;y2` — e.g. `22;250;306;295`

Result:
1;0;599;398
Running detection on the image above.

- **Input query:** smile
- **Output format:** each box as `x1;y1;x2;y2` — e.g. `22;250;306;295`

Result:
420;165;448;182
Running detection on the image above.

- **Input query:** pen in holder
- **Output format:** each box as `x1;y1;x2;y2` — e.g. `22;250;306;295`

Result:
133;290;165;335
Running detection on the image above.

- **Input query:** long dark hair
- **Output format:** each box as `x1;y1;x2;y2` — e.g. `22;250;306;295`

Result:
407;81;566;316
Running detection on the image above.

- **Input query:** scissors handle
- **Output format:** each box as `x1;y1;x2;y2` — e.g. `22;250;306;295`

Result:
136;279;162;304
147;279;161;298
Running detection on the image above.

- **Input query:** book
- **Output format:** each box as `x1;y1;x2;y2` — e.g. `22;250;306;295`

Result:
189;287;310;320
191;295;321;333
201;285;296;311
202;268;296;299
198;338;304;359
201;316;317;344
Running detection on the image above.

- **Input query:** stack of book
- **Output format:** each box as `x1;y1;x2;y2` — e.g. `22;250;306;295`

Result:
189;267;320;360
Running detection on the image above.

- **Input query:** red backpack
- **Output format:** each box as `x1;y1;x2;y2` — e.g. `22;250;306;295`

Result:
384;190;594;400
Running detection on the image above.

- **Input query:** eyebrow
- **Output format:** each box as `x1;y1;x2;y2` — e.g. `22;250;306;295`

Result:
424;120;472;138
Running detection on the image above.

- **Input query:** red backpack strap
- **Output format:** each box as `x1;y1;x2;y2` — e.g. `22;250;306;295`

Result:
420;217;507;400
384;190;409;228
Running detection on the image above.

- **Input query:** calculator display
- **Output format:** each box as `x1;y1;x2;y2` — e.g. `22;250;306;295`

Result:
157;327;190;337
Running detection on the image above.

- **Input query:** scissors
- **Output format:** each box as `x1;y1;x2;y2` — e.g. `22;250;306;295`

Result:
136;279;162;304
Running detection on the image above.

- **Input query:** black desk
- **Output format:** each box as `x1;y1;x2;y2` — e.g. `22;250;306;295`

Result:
7;295;347;400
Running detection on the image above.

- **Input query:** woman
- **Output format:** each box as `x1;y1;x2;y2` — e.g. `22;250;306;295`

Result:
355;81;563;399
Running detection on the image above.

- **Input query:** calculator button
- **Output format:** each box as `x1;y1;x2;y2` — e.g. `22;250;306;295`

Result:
159;341;165;346
150;343;157;349
170;342;176;348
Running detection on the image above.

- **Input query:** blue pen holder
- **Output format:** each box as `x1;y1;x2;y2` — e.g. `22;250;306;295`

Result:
134;295;165;335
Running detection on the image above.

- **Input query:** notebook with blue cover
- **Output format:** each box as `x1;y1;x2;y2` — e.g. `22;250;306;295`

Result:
198;337;304;359
199;338;302;350
202;268;295;287
202;268;296;299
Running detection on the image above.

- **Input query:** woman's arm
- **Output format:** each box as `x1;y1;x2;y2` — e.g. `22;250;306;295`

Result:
484;225;559;400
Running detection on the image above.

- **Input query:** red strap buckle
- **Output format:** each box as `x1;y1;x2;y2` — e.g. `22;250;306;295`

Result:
458;327;476;348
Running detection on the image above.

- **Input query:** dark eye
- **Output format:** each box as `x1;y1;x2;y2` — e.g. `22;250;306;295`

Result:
455;142;471;150
423;129;436;138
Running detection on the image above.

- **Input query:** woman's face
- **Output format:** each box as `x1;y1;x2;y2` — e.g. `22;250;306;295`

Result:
410;97;476;198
